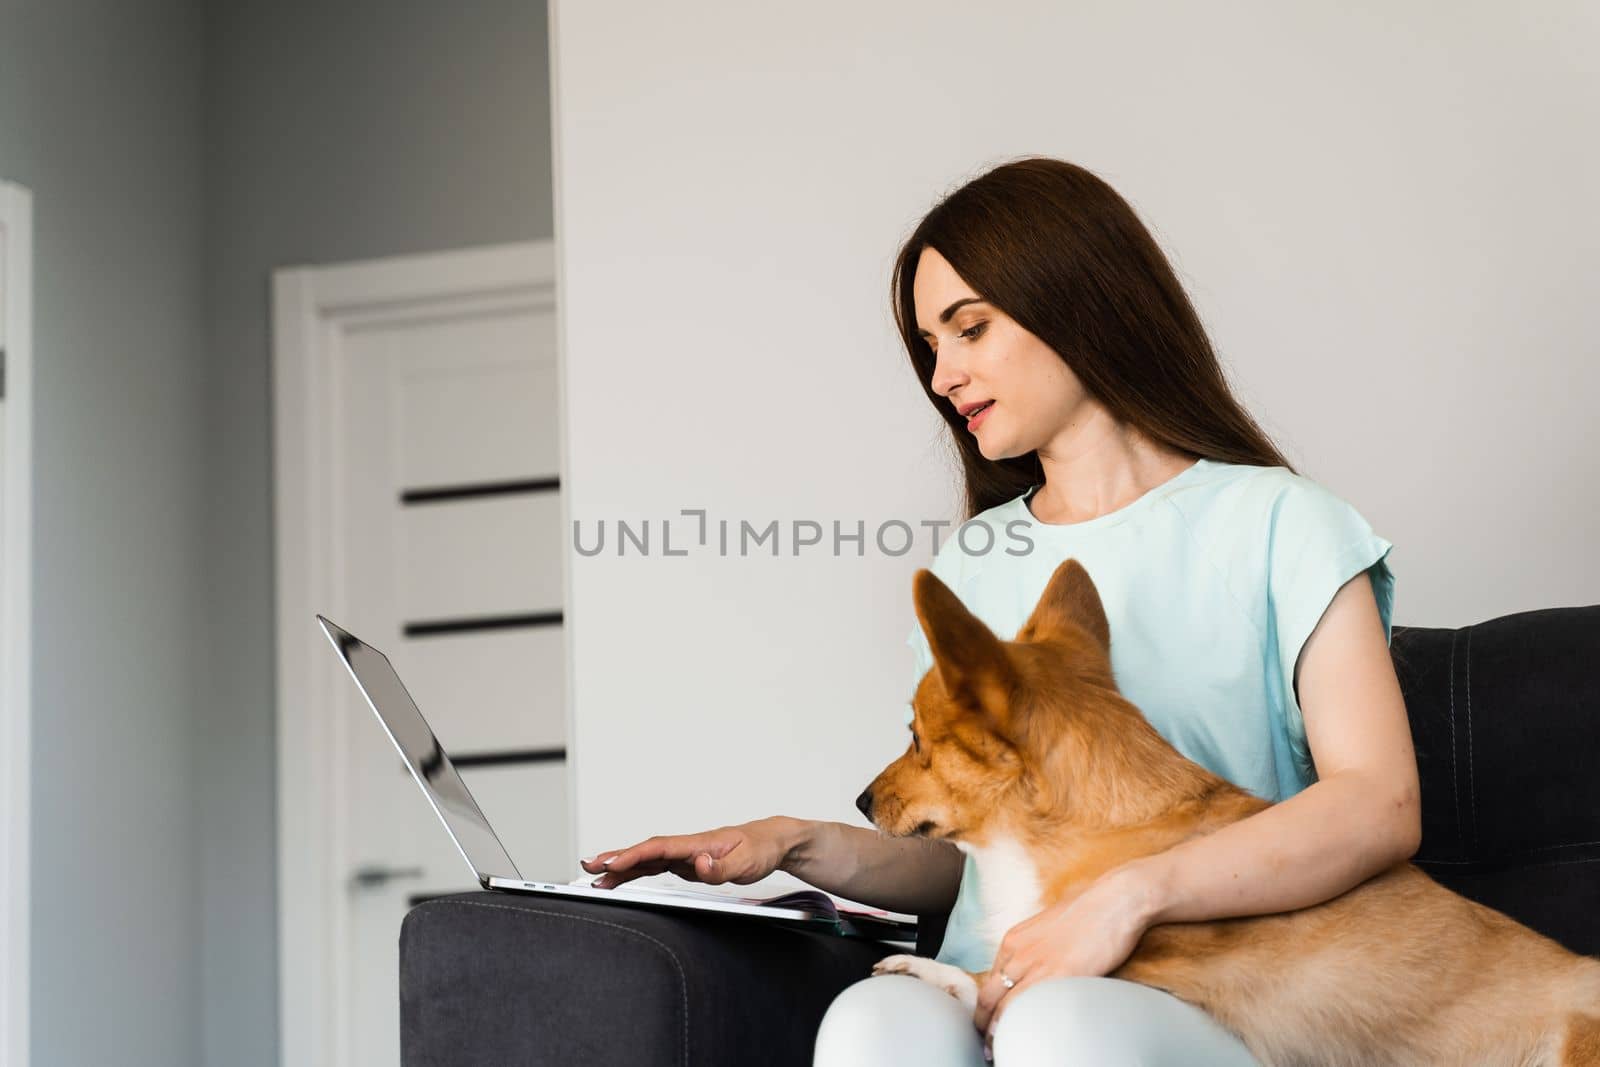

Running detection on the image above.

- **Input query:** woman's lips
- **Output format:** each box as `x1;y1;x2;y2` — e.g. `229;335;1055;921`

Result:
966;402;994;432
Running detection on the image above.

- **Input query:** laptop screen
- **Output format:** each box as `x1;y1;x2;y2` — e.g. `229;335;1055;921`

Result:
317;615;521;885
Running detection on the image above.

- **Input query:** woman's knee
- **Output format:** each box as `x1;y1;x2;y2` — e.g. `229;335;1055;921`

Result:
813;973;983;1067
990;977;1123;1064
990;976;1258;1067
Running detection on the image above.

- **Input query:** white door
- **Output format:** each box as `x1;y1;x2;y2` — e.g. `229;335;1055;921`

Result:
0;191;8;1067
0;212;8;588
273;243;568;1067
0;180;32;1067
337;301;570;1065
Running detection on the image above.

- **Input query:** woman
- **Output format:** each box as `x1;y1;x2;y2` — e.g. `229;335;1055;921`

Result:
579;157;1420;1066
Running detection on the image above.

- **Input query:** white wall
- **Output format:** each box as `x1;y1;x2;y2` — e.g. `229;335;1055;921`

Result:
551;0;1600;854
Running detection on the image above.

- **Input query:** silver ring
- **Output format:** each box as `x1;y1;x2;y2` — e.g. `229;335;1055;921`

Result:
999;973;1016;990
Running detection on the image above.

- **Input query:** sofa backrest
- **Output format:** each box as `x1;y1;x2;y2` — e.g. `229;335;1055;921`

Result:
1394;604;1600;957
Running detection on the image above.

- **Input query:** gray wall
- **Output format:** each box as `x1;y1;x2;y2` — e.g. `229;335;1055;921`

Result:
200;2;552;1063
0;1;206;1065
2;1;550;1062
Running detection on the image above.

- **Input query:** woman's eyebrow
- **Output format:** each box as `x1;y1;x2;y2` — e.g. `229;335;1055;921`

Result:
916;297;988;337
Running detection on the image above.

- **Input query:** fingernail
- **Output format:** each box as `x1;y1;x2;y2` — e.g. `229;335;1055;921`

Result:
581;855;595;864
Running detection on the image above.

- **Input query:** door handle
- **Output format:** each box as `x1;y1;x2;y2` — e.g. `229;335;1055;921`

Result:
349;864;426;890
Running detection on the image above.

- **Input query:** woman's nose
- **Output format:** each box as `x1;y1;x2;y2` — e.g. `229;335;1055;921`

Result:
930;350;967;398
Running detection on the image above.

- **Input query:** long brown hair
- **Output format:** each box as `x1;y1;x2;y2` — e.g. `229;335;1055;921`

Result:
891;156;1295;519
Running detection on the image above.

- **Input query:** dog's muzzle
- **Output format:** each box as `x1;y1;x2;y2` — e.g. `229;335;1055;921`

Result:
854;786;874;821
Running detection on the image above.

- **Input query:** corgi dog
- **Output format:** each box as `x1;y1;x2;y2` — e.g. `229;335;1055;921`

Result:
857;559;1600;1066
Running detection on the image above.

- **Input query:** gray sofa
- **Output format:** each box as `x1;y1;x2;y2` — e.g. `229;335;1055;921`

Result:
399;605;1600;1065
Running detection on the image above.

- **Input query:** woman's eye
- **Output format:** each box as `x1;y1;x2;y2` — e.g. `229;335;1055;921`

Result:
926;322;984;355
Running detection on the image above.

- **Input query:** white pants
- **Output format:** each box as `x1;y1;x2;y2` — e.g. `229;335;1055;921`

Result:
813;974;1262;1066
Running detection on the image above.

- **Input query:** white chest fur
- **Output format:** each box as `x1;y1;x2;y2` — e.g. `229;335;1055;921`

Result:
958;836;1044;949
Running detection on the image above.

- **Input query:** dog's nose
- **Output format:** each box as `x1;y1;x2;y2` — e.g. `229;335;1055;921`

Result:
855;787;874;820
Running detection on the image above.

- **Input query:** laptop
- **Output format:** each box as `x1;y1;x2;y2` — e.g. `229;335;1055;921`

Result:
316;614;917;940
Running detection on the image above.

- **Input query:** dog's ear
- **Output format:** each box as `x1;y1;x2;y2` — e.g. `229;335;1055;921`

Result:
913;569;1016;728
1015;558;1111;655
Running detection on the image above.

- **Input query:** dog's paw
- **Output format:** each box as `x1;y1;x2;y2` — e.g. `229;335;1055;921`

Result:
870;953;920;977
871;954;980;1010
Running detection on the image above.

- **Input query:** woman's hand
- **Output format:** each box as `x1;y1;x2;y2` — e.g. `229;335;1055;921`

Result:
579;816;806;889
972;861;1163;1039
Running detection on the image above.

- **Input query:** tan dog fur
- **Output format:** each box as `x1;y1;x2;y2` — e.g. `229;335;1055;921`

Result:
860;560;1600;1066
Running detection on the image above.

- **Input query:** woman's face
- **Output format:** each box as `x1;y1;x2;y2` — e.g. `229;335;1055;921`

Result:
912;246;1093;461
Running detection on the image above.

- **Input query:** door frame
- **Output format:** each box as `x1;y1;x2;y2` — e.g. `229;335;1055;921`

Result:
272;241;564;1067
1;180;34;1067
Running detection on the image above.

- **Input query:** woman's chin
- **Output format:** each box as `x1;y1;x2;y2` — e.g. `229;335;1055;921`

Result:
975;434;1018;461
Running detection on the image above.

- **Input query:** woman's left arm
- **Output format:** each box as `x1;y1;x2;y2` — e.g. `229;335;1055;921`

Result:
1135;569;1422;923
974;572;1422;1036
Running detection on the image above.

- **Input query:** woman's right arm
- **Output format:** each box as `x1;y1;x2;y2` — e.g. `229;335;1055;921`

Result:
785;818;964;916
579;815;964;917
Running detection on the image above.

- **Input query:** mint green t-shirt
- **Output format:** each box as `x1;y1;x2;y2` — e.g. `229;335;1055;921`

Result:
904;457;1395;972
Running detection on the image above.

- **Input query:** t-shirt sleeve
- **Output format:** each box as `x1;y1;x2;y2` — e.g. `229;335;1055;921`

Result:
1266;477;1396;779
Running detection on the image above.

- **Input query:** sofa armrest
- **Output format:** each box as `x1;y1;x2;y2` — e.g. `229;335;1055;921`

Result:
400;890;903;1066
